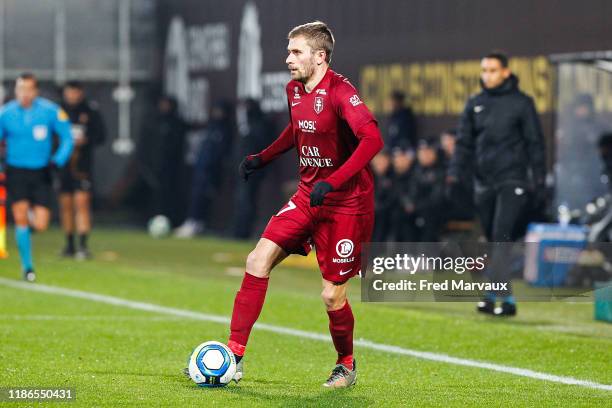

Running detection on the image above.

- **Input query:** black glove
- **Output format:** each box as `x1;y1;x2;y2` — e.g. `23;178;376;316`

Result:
238;155;262;181
310;181;333;207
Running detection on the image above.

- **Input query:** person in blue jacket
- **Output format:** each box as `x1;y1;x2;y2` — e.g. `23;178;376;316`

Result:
0;72;73;281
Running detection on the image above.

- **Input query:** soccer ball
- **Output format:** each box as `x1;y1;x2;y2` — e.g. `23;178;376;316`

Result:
147;215;170;238
188;341;237;387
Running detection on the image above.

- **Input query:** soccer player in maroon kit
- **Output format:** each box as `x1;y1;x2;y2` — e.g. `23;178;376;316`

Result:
230;21;383;388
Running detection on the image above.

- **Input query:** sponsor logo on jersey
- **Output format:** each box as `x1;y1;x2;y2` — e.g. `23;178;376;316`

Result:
339;268;353;275
297;120;316;133
316;89;327;95
349;94;362;107
299;145;334;168
333;239;355;264
336;239;354;258
291;101;301;107
314;96;324;114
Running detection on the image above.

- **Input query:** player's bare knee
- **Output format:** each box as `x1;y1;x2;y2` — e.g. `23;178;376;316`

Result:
245;249;271;278
321;288;345;310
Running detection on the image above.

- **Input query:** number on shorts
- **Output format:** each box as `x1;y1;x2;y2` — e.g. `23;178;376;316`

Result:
276;200;296;216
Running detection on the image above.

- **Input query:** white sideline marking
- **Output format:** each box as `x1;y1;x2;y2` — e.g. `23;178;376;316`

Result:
0;314;185;322
1;277;610;392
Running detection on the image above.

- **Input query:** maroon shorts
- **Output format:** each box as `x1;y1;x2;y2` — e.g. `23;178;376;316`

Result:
261;191;374;283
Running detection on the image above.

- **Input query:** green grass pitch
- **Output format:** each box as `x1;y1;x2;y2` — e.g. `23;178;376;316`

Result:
0;228;610;407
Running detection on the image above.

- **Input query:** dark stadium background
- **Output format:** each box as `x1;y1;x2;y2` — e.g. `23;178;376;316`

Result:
2;0;611;231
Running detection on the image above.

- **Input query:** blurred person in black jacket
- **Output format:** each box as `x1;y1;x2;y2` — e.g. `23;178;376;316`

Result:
371;149;394;242
390;148;417;241
385;90;417;150
231;99;274;239
440;129;474;222
175;101;233;238
110;95;187;224
58;81;106;259
410;139;446;242
448;52;546;316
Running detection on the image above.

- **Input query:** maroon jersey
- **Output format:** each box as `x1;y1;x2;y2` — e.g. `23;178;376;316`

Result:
286;69;377;214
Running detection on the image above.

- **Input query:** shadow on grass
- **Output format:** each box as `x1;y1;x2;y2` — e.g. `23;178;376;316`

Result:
172;375;375;407
223;384;374;407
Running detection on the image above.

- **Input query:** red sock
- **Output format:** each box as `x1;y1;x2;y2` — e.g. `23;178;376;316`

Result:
228;272;269;357
327;300;354;370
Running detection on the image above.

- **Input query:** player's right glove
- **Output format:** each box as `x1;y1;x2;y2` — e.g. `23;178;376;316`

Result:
310;181;333;207
238;155;262;181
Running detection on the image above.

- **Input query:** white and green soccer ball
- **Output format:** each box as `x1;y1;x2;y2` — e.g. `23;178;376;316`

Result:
147;215;171;238
188;341;237;387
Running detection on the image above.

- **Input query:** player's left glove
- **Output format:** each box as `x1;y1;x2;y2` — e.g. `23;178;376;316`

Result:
310;181;333;207
239;155;262;181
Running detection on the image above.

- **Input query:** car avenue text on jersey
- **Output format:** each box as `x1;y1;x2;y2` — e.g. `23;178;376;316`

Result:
299;145;334;168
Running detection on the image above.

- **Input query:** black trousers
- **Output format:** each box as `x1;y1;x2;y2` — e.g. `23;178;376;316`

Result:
475;183;530;296
231;174;263;239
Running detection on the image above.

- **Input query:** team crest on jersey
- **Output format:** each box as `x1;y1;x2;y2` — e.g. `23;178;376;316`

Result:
33;125;48;141
314;96;324;114
57;109;69;121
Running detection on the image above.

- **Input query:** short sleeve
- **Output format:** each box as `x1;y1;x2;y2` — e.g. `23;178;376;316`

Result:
332;79;377;136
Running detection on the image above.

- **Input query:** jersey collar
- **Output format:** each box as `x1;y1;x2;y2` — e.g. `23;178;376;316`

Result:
302;67;332;95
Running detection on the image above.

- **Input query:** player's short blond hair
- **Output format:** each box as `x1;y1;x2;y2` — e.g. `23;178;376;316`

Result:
288;21;335;64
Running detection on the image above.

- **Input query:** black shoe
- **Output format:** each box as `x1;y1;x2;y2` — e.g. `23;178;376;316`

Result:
476;299;495;314
23;269;36;282
494;302;517;316
60;246;75;258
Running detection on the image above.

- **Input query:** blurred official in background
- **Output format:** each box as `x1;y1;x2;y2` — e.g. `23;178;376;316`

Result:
231;99;274;239
110;96;187;224
59;81;106;259
449;52;546;316
175;101;233;238
0;73;73;281
385;90;417;150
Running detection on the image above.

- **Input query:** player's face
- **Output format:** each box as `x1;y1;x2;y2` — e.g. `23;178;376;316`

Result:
63;87;84;106
286;36;319;83
481;58;510;89
15;78;38;107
